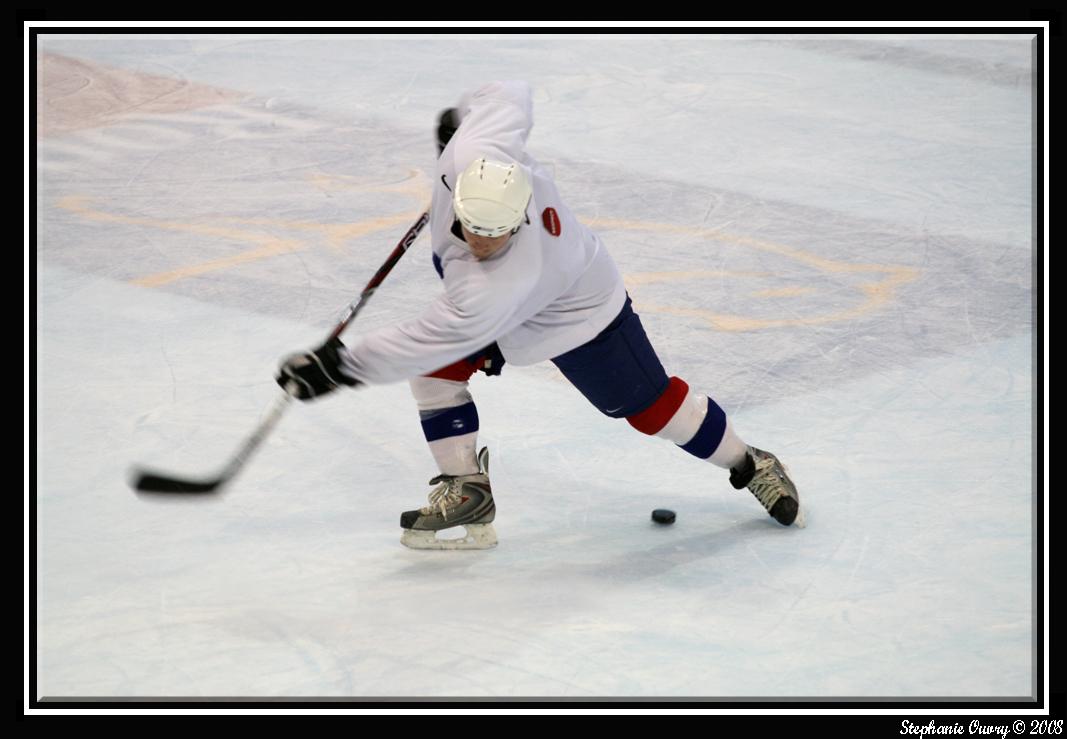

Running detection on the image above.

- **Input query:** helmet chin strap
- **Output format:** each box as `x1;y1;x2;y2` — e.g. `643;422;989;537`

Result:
453;216;523;243
451;221;513;259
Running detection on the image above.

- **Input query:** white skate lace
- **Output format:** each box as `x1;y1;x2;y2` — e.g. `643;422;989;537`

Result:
424;477;463;519
748;458;786;510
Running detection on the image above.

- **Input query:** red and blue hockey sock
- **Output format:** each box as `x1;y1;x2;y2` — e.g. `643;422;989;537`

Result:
626;377;749;469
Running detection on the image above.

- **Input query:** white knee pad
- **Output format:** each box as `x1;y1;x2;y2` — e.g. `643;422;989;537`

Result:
656;390;709;445
653;388;749;469
409;376;474;412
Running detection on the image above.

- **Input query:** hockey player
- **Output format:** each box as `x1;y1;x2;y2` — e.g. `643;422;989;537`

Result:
277;81;802;549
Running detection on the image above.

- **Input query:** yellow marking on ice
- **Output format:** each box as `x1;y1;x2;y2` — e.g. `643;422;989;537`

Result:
56;179;919;330
586;217;920;331
214;213;423;253
750;287;818;298
134;243;304;287
624;269;771;286
57;171;431;284
57;195;304;287
305;169;427;196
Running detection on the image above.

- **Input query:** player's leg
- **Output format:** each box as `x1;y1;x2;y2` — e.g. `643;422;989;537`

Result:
625;375;801;527
400;348;502;549
551;296;801;526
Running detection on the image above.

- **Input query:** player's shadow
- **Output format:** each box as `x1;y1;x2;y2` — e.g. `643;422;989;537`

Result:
572;518;784;582
388;512;805;584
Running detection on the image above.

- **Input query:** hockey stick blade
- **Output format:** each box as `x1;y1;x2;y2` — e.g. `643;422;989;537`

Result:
129;390;291;497
130;468;226;494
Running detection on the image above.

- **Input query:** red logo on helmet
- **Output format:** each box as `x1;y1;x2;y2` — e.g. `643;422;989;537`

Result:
542;208;561;237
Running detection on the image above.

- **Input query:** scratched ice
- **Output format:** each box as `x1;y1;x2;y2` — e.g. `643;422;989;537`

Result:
35;34;1037;699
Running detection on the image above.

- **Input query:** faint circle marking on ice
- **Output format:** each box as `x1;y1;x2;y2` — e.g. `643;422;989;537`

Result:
588;217;920;331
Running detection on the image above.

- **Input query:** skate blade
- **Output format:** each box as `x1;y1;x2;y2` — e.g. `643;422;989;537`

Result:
400;523;498;550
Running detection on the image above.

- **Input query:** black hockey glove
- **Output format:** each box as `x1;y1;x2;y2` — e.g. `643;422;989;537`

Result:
436;108;460;155
276;337;361;401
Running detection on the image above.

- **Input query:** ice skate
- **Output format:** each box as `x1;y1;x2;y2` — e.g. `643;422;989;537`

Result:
729;446;804;527
400;447;497;550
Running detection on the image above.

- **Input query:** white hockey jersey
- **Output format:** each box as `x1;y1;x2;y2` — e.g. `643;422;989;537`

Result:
341;81;627;384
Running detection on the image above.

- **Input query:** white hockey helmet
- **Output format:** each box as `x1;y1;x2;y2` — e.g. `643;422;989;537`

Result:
453;157;532;238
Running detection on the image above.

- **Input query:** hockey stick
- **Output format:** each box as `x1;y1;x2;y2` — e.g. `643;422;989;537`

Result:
130;209;431;495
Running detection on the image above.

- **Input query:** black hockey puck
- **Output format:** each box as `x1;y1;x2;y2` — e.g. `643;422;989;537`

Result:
651;508;676;524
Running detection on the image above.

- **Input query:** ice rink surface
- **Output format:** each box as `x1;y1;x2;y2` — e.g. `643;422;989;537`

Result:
33;33;1040;700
